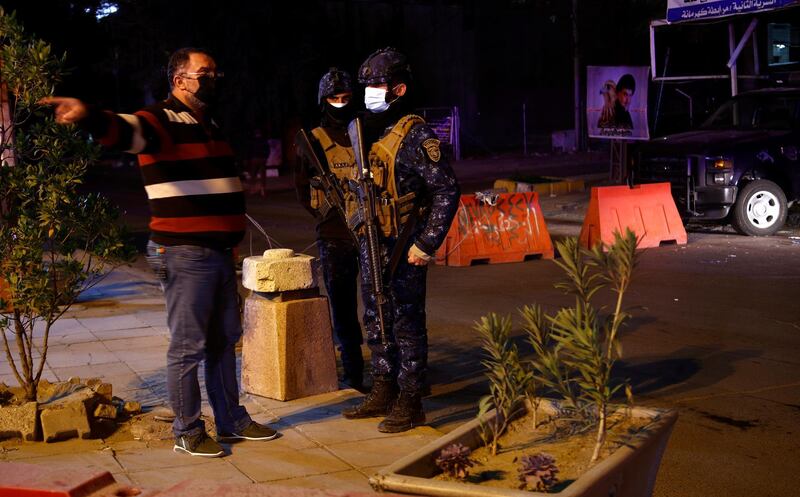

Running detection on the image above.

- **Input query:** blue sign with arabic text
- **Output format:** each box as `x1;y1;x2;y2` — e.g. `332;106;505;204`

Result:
667;0;799;23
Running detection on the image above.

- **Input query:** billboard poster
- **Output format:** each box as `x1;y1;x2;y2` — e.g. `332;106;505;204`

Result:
586;66;650;141
667;0;800;23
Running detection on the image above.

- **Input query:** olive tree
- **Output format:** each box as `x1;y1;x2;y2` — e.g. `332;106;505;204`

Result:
0;8;133;402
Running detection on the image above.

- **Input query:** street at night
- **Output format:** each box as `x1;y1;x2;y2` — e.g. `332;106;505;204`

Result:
2;1;800;496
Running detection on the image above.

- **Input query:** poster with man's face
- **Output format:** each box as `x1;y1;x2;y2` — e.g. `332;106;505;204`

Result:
587;66;649;141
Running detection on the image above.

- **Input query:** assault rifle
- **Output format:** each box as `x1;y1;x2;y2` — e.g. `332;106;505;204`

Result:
346;117;388;346
294;129;349;224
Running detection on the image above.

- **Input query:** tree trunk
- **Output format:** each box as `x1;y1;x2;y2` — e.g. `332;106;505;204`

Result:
591;404;606;463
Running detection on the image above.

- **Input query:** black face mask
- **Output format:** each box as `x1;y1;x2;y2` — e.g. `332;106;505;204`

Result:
192;76;217;106
322;102;355;126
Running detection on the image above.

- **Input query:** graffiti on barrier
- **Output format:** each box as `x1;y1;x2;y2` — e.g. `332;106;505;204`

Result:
456;193;544;247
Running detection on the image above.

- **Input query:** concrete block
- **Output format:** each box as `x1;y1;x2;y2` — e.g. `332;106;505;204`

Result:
93;403;117;419
0;401;38;441
39;388;97;442
85;377;102;387
123;400;142;415
242;248;318;293
91;382;113;402
241;295;338;401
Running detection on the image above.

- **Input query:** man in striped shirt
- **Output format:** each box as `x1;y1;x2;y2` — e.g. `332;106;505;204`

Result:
42;47;277;457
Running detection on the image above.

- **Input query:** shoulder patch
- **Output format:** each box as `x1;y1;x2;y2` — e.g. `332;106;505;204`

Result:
422;138;441;163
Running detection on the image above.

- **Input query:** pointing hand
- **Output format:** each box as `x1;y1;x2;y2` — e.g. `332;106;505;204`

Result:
38;96;88;124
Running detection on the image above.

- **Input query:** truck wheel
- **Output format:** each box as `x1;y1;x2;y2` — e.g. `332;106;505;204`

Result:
731;180;787;236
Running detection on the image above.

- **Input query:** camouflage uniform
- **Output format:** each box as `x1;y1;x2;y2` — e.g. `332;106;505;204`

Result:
343;48;460;432
359;123;459;393
294;68;364;389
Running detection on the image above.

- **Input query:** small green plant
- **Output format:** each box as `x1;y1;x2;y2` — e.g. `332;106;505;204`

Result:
556;231;638;462
475;230;640;464
521;302;588;429
0;8;134;402
517;452;560;492
474;313;532;456
435;443;475;480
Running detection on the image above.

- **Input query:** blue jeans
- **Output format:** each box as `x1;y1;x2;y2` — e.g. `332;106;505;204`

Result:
147;241;252;438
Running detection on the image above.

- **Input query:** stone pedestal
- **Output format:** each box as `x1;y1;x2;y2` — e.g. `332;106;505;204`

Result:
241;249;338;401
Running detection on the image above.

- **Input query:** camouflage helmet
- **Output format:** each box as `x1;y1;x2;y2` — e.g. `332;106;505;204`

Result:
357;47;411;85
317;67;353;104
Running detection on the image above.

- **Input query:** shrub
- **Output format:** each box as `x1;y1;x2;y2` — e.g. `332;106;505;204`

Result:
0;8;134;401
475;230;639;463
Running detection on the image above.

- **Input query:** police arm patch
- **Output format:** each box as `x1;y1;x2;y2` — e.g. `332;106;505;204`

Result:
422;138;441;163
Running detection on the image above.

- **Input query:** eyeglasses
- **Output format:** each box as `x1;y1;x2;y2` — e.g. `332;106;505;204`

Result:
178;71;224;80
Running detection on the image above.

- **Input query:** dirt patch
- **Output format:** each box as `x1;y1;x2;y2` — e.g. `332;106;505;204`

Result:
436;407;654;492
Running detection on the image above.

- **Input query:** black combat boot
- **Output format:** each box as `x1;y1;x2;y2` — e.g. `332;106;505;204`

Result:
342;378;397;419
377;390;425;433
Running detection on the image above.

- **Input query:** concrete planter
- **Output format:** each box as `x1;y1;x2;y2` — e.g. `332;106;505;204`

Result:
370;400;677;497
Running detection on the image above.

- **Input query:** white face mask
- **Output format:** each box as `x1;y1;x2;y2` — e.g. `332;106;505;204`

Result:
364;86;390;113
329;102;347;108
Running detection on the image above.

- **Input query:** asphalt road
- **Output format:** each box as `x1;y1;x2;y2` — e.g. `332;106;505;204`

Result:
93;157;800;497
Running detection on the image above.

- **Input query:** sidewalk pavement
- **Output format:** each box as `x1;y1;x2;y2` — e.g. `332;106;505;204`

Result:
0;154;606;493
0;268;445;494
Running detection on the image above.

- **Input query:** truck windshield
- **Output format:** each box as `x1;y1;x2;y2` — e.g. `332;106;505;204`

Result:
701;95;798;130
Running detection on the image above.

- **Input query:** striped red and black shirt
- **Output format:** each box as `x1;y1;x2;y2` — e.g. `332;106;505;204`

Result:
87;96;245;249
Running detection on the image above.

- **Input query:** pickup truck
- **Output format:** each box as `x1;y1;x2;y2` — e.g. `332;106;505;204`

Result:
633;88;799;235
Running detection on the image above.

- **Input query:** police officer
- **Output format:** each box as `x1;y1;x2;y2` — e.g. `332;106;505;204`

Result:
294;68;366;392
342;48;460;432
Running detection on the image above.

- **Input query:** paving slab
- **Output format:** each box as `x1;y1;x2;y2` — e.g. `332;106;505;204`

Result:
263;469;375;492
101;335;169;352
113;346;167;375
325;432;443;469
164;479;407;496
0;369;59;387
129;459;253;488
227;446;351;483
10;449;125;474
294;416;441;446
248;389;362;414
77;315;150;333
110;471;136;486
50;360;138;382
91;326;168;341
119;388;164;408
131;310;168;327
44;342;119;368
221;427;319;453
32;318;89;336
114;444;220;472
35;329;97;347
0;438;108;460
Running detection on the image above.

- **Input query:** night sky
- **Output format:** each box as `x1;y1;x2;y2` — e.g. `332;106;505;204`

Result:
3;1;797;155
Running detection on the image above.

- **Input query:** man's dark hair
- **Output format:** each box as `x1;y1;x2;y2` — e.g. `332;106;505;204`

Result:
167;47;212;89
616;73;636;93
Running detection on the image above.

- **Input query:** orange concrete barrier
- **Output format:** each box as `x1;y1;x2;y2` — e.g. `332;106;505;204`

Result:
579;183;687;250
435;191;554;266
